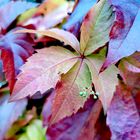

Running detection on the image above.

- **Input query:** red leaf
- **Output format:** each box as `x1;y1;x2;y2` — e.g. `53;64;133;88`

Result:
102;0;140;70
0;28;34;91
0;1;38;30
49;61;92;125
46;97;111;140
107;83;140;140
10;46;78;101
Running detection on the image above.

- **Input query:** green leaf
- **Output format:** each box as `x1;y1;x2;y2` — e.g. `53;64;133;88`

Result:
50;60;93;124
80;0;114;55
86;51;119;112
18;120;46;140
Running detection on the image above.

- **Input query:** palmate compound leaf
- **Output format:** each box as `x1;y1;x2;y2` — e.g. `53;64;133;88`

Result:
102;0;140;70
10;46;78;101
86;51;119;112
0;28;34;91
11;0;119;122
80;0;114;55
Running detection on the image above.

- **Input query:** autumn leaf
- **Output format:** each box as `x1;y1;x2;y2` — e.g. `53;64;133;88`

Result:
46;97;111;140
11;0;119;123
86;52;118;112
80;0;114;55
16;28;80;52
102;0;140;70
0;1;38;30
0;95;27;140
107;83;140;140
0;0;140;139
49;60;93;124
119;52;140;75
0;28;34;91
10;46;78;101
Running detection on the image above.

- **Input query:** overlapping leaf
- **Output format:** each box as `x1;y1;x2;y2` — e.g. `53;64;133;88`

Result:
46;98;111;140
11;0;119;119
0;28;34;91
102;0;140;70
16;28;80;52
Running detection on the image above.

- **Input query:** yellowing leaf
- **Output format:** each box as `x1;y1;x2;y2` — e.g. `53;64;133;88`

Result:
50;60;92;124
86;53;118;112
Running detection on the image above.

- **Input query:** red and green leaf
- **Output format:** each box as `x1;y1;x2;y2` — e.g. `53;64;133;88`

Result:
102;0;140;70
80;0;114;55
10;46;78;101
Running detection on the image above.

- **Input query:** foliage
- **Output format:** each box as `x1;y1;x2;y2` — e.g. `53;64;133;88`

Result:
0;0;140;140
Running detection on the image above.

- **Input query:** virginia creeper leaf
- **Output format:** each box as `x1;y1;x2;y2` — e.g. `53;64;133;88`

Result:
0;1;38;30
107;83;140;140
80;0;114;55
16;28;80;53
10;46;78;101
86;53;118;112
63;0;97;30
0;28;34;91
102;0;140;70
49;61;92;125
0;95;27;140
